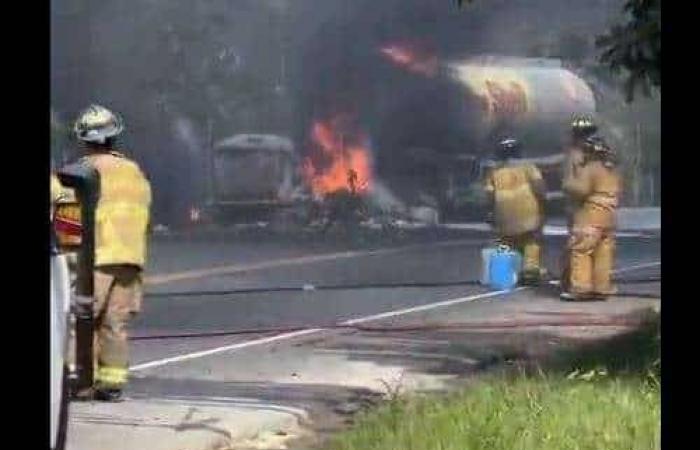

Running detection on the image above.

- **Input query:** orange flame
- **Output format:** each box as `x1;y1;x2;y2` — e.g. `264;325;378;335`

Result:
379;43;438;77
302;119;372;197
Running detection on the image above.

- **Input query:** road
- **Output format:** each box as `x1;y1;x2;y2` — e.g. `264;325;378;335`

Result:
67;225;660;450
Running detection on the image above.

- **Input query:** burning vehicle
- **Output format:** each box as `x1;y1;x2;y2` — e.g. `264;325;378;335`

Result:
301;114;372;229
296;47;597;223
208;51;597;227
374;54;596;220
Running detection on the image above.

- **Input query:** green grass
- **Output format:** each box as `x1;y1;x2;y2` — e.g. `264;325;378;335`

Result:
326;312;660;450
552;309;660;380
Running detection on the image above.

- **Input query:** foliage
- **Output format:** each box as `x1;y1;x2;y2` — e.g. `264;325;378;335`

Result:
455;0;661;102
596;0;660;102
326;312;660;450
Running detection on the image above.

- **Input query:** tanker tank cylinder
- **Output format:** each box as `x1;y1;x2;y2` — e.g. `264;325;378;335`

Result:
447;57;596;127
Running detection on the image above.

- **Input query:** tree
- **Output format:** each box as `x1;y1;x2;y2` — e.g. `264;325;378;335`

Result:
596;0;660;102
455;0;661;102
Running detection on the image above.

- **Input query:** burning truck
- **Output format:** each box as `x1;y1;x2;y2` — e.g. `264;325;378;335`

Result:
297;50;597;223
208;53;597;227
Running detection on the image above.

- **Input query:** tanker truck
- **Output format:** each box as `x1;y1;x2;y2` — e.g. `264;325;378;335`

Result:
369;56;597;221
207;134;309;224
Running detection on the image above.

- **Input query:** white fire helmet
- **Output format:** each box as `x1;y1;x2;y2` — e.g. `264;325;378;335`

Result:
73;104;124;144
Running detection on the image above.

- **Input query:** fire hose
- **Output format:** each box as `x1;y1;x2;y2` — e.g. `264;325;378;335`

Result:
143;275;660;299
132;275;659;341
129;314;654;341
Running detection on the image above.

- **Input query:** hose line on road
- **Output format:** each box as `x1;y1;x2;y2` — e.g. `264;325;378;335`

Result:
143;276;660;299
129;313;655;341
133;273;659;341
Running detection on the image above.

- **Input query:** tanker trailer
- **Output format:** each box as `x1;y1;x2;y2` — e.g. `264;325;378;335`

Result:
371;56;596;220
208;134;306;223
447;56;595;160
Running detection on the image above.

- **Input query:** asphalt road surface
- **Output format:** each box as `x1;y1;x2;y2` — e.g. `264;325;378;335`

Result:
67;225;660;450
131;226;659;373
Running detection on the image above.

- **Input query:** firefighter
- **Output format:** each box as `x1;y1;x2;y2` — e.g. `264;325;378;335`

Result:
51;171;82;380
50;174;64;220
71;104;152;401
561;136;621;301
50;174;63;245
52;174;82;249
484;138;547;285
560;115;598;291
51;173;62;204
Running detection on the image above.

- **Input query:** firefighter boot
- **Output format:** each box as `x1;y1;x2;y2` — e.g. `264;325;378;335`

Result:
93;388;124;402
519;233;543;286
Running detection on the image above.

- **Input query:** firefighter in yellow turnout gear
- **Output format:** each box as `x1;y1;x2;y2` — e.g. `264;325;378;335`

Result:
52;173;82;249
51;173;62;205
484;138;547;285
50;173;66;222
72;105;152;401
560;115;598;292
561;136;621;301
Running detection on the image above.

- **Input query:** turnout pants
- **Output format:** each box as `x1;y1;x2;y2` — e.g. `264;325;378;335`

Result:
93;265;143;389
499;231;542;279
560;216;574;291
567;226;616;295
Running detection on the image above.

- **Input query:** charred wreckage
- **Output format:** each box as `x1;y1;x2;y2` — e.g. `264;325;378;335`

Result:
203;53;596;229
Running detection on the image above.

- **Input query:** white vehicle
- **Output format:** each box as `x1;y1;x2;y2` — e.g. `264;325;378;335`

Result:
208;134;307;223
50;232;71;450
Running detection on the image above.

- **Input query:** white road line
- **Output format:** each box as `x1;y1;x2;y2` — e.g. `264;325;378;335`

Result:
130;328;323;371
146;238;487;285
131;260;660;373
340;289;523;325
130;288;517;372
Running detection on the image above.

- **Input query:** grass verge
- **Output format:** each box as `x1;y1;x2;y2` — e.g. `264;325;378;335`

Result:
326;311;660;450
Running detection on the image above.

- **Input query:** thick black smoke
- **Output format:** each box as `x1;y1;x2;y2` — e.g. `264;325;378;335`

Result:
288;0;624;205
51;0;625;223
